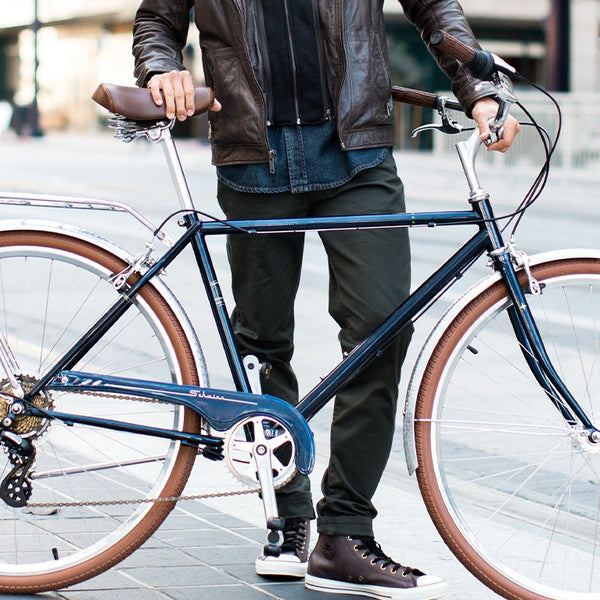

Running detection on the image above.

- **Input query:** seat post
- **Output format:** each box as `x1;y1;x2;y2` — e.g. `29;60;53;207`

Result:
157;126;196;212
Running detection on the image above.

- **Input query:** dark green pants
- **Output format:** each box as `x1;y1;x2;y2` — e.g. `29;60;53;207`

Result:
217;152;413;536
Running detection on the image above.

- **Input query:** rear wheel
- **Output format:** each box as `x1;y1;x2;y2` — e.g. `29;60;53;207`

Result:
0;230;202;592
415;256;600;600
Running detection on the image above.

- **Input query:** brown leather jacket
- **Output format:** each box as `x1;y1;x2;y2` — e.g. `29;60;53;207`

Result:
133;0;494;166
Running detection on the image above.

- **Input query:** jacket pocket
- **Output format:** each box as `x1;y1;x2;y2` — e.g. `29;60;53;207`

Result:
341;31;392;130
205;46;264;147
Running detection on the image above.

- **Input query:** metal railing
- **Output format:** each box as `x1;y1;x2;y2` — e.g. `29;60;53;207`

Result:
426;91;600;175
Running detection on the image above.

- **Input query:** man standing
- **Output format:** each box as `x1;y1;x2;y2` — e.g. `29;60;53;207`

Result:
133;2;518;598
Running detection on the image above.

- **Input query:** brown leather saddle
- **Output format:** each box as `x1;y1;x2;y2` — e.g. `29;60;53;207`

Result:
92;83;214;121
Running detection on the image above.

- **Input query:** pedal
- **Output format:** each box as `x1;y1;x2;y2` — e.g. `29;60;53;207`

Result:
264;517;285;557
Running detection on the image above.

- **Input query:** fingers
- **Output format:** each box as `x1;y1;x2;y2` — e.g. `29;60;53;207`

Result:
488;117;520;152
147;70;196;121
472;97;520;153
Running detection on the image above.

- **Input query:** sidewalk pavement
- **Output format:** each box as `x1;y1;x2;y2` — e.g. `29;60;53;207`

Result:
0;436;496;600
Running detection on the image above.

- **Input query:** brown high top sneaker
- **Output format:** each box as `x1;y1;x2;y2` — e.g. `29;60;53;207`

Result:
305;534;448;599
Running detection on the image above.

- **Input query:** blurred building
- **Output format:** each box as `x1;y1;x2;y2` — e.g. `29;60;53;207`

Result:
0;0;597;132
0;1;146;132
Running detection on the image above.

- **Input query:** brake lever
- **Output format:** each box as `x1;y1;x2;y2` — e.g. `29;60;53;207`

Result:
411;96;464;138
482;74;518;146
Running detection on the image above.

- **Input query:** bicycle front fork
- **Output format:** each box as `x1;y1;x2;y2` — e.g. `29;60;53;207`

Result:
493;245;600;443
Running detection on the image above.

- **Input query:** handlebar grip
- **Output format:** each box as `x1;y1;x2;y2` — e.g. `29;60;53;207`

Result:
430;30;475;63
392;86;438;109
430;30;496;80
391;86;463;112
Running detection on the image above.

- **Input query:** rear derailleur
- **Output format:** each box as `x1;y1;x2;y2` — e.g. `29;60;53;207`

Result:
0;428;36;507
0;376;52;507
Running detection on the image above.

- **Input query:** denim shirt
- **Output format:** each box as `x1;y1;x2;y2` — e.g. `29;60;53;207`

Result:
217;121;388;194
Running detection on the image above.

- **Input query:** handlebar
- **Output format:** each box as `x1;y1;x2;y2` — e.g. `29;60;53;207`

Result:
392;30;522;194
428;30;519;144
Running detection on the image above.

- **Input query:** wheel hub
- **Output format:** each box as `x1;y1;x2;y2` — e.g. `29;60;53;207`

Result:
570;426;600;455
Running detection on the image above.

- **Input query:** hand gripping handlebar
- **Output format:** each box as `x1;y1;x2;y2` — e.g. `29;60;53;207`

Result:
430;30;517;81
430;30;520;143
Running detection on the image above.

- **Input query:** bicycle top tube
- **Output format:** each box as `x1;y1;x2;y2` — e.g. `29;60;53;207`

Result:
195;209;483;236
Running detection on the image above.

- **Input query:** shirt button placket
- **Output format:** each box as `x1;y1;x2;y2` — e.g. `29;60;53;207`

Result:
285;126;306;194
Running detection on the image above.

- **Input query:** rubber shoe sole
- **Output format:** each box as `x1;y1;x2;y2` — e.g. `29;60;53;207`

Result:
255;554;307;578
305;573;449;599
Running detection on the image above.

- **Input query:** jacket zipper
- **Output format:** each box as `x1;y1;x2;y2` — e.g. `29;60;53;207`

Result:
282;0;302;125
313;2;331;122
230;0;275;168
334;0;347;149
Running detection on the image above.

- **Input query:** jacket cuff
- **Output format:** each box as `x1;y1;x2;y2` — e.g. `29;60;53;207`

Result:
135;60;186;88
455;73;513;119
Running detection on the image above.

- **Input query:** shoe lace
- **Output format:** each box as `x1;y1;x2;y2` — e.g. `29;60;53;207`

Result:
281;518;307;552
351;536;424;576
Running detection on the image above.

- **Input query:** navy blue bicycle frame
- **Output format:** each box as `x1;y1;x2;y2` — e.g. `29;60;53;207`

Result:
196;210;490;419
195;210;597;434
25;197;600;445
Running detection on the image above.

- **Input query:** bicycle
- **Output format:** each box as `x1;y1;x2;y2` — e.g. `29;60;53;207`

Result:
0;31;598;600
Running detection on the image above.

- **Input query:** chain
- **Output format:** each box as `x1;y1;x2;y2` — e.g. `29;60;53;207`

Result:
27;486;261;509
10;385;262;510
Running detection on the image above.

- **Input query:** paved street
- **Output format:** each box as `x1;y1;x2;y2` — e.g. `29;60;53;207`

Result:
0;126;599;600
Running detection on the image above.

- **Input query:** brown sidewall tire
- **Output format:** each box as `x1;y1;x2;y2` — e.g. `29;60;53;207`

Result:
414;257;600;600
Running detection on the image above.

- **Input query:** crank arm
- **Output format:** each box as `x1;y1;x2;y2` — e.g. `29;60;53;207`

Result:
253;440;285;557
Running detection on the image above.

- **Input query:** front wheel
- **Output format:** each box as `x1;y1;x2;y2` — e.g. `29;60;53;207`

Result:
0;229;203;592
415;256;600;600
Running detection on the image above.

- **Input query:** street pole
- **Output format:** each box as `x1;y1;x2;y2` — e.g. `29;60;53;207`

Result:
546;0;570;91
29;0;44;136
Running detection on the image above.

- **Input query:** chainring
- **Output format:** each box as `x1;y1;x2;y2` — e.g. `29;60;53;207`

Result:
224;415;297;488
